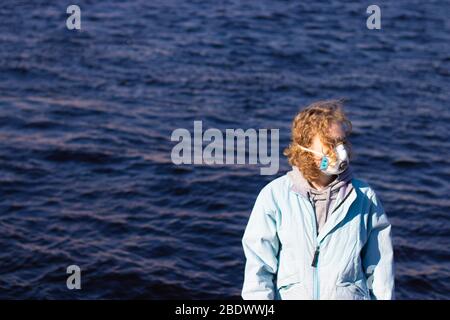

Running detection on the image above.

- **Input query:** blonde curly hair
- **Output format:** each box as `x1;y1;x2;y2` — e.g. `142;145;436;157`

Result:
284;99;353;182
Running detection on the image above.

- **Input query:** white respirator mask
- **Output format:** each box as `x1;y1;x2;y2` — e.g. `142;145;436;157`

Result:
299;143;349;176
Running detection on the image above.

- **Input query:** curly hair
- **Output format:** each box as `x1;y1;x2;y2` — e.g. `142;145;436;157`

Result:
284;99;353;182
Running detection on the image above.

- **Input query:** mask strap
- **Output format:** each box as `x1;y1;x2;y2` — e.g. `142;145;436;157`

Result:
298;145;325;157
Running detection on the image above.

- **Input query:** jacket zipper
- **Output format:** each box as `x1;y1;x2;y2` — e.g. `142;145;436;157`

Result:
311;246;320;267
306;186;354;300
312;244;320;300
309;200;320;300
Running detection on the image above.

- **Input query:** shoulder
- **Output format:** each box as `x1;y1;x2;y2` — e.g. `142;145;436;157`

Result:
351;177;384;208
257;174;292;199
352;178;377;197
252;174;292;210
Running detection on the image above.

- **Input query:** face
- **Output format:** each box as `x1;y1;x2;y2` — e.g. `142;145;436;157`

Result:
309;122;347;168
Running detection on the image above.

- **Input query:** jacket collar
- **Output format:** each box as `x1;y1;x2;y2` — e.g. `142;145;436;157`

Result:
317;185;357;243
288;173;358;243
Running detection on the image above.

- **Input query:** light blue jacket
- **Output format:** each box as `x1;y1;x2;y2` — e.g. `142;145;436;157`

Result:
242;174;395;300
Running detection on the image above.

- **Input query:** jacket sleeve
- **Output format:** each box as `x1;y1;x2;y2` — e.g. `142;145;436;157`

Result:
241;187;280;300
362;190;395;300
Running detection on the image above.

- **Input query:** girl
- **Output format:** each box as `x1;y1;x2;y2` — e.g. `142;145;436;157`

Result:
241;100;394;300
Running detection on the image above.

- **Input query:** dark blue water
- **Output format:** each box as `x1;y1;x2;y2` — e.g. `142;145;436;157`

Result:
0;0;449;299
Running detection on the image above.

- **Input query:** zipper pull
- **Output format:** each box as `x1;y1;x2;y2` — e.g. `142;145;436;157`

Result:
311;246;320;267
